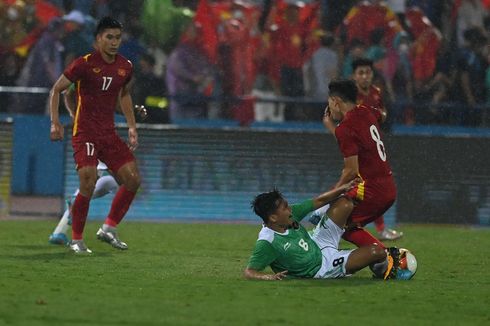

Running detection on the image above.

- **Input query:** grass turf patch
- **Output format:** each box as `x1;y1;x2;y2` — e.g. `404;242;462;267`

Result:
0;221;489;325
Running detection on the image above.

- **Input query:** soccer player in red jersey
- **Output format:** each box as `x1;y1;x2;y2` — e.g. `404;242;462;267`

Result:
351;58;403;240
49;17;140;253
353;58;385;112
325;79;397;251
317;58;403;241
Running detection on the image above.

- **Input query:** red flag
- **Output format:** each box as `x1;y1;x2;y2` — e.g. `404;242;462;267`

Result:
35;0;62;25
6;0;62;56
194;0;219;63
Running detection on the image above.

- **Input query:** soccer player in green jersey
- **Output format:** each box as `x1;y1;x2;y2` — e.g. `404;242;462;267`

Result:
244;181;398;280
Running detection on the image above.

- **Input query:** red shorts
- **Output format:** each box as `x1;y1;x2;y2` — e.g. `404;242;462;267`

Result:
72;132;135;173
344;177;397;227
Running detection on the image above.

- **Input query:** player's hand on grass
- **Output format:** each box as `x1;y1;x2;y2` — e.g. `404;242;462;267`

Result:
50;121;64;141
128;127;138;151
267;270;288;280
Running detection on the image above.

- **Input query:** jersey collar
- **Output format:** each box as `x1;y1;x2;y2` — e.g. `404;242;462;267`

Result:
263;224;290;235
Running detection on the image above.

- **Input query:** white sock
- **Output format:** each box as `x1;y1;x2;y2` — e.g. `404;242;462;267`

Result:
51;176;117;236
52;189;79;235
52;207;71;235
92;175;118;199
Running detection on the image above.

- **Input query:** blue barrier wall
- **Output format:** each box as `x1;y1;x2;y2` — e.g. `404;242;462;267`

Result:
2;114;489;226
11;115;64;195
61;124;489;225
1;114;121;195
62;125;345;222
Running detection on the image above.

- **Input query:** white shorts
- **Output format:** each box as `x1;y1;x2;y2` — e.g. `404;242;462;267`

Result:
311;218;353;279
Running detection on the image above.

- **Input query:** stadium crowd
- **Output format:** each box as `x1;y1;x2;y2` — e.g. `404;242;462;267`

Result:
0;0;489;127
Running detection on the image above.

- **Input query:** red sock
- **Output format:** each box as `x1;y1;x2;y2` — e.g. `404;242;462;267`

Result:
104;186;136;227
343;228;385;249
374;216;385;233
71;193;90;240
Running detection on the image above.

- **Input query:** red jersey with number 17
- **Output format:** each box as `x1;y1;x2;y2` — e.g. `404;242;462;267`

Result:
334;104;393;180
63;51;133;137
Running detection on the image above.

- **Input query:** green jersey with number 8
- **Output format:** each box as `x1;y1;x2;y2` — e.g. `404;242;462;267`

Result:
247;199;323;278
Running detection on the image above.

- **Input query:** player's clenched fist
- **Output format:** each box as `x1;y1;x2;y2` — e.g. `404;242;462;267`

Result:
50;121;64;141
128;127;138;151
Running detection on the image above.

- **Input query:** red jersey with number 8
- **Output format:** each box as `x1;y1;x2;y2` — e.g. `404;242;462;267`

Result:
64;51;133;137
335;104;392;180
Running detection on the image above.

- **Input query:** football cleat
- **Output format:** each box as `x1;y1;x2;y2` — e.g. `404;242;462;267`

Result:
69;240;92;254
383;247;401;280
378;228;403;241
96;228;128;250
48;233;69;245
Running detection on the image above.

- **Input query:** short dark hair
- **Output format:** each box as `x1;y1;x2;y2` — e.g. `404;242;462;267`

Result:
328;79;358;103
352;57;374;72
95;16;123;36
251;189;284;224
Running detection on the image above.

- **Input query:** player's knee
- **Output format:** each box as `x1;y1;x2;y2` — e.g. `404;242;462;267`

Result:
340;198;353;212
79;181;96;196
330;198;353;215
125;172;141;192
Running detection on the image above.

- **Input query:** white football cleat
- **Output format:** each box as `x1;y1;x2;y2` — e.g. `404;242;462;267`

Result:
69;240;92;254
378;228;404;241
96;228;128;250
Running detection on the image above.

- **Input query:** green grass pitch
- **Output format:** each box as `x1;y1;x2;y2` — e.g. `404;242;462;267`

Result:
0;220;489;325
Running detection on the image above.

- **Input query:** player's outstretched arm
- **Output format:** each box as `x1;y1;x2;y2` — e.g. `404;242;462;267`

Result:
334;156;359;188
243;267;288;281
49;75;72;141
312;178;359;209
119;83;138;151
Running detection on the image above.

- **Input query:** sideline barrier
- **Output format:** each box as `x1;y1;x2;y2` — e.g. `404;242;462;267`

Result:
390;135;490;225
62;124;490;225
63;124;343;222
